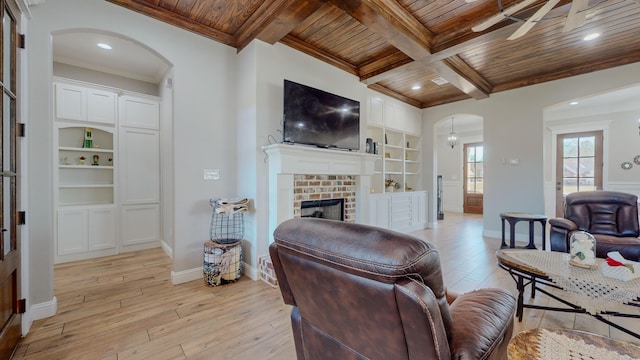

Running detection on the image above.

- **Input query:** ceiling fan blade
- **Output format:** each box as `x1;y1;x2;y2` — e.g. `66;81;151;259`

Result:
472;0;539;32
507;0;562;40
563;0;589;32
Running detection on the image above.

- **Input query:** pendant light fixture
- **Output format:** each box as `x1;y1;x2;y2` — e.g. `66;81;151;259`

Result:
447;117;458;149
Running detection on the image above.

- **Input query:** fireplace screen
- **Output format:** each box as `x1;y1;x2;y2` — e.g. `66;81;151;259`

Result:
300;198;344;221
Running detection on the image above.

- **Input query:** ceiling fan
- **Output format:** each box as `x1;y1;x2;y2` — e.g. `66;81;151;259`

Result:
468;0;626;40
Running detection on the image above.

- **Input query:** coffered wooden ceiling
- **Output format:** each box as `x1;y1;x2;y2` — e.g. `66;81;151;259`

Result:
107;0;640;108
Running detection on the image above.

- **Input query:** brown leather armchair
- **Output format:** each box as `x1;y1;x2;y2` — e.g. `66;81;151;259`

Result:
270;218;516;360
549;191;640;260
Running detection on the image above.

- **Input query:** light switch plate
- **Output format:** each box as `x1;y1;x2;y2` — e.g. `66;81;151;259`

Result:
204;169;220;180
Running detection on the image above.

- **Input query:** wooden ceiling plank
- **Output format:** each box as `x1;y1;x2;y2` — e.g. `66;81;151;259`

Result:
327;0;491;100
428;60;489;99
327;0;433;61
280;34;358;75
235;0;291;52
359;52;414;80
106;0;235;45
360;60;424;84
442;55;492;94
367;83;423;108
256;0;327;45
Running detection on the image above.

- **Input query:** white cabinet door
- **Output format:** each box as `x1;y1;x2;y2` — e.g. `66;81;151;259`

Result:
384;102;397;130
121;204;160;246
58;206;116;256
88;207;115;250
119;96;160;130
87;89;116;124
391;194;412;231
410;192;427;229
119;128;159;204
369;97;384;127
57;208;89;255
55;83;86;121
369;194;391;228
405;108;422;135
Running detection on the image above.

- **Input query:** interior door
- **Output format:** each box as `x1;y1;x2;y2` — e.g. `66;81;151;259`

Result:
555;131;603;216
463;142;483;214
0;0;21;357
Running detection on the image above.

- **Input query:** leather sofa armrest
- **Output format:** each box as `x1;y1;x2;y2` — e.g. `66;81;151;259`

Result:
449;288;515;360
549;218;577;231
549;218;577;253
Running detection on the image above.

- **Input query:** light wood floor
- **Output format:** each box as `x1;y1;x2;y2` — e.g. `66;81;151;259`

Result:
13;213;640;359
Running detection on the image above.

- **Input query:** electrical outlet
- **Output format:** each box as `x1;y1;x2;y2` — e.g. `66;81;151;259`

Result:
204;169;220;180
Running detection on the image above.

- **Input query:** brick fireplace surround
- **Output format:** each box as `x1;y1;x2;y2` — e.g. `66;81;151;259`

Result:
260;144;377;287
294;174;357;222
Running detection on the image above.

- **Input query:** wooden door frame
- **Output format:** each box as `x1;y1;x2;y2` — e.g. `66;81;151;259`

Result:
0;0;22;357
463;142;483;214
547;122;609;219
555;130;603;216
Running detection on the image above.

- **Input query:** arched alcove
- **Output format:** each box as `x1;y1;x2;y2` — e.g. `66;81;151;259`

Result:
433;114;484;215
50;29;175;264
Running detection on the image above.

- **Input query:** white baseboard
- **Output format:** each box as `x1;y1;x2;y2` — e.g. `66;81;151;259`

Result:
243;263;258;281
24;296;58;334
160;240;173;259
171;261;257;285
170;267;202;285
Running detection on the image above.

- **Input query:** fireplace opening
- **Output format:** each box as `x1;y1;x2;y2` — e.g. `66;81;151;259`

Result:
301;198;344;221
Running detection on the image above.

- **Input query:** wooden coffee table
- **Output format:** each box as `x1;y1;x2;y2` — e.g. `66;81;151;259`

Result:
508;328;640;359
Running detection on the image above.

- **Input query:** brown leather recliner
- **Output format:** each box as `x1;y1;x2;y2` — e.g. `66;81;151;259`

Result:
549;191;640;260
270;218;516;360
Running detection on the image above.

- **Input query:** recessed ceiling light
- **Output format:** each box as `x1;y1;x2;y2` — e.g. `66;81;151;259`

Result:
583;33;600;41
570;101;579;105
411;85;422;90
97;43;112;50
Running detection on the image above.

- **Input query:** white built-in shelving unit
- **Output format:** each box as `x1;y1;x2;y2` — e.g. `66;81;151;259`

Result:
365;96;426;233
53;78;161;263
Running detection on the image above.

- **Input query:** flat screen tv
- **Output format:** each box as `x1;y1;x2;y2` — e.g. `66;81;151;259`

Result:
283;80;360;151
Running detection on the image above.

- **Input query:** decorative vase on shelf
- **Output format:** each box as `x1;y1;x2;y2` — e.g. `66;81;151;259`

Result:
386;186;394;192
569;231;597;268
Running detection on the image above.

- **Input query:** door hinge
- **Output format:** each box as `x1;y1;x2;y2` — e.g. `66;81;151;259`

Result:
18;211;26;225
17;299;26;314
18;34;25;49
18;123;25;137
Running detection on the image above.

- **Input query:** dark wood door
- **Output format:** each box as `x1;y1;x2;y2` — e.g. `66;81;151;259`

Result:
555;131;603;216
463;142;483;214
0;0;22;357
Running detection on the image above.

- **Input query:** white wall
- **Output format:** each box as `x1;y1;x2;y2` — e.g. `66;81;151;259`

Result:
235;42;258;276
27;0;237;311
53;62;160;95
423;62;640;240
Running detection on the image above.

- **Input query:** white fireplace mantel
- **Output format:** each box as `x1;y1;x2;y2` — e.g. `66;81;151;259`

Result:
263;144;377;175
263;144;378;242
